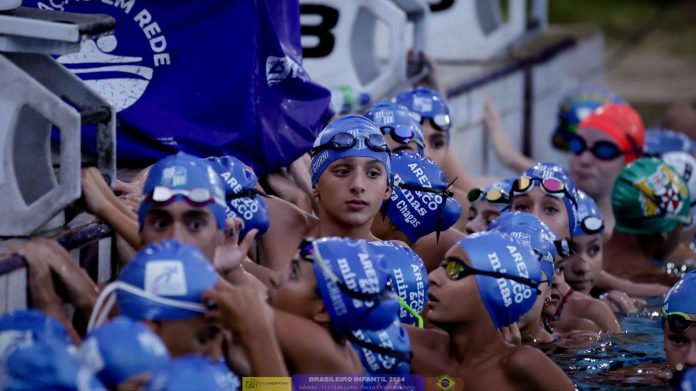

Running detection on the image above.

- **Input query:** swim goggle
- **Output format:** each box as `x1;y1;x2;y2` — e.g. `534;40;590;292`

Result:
567;132;642;161
411;112;451;133
511;176;578;208
618;178;692;226
441;257;540;294
309;132;390;157
580;215;604;235
379;124;425;149
662;308;696;333
144;186;226;208
467;187;509;204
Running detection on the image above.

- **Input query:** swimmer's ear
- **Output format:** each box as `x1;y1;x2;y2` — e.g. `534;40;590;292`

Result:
312;187;320;200
312;302;330;324
383;184;391;200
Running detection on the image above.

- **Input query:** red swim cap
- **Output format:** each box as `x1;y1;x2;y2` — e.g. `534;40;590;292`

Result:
579;104;645;163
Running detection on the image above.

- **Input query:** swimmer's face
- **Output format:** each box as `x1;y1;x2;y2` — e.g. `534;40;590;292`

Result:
569;128;625;200
422;122;448;166
425;246;481;325
518;276;550;331
140;201;224;261
464;200;501;235
269;251;324;321
663;313;696;371
511;188;571;239
543;256;567;317
314;157;391;230
151;316;221;359
564;235;603;295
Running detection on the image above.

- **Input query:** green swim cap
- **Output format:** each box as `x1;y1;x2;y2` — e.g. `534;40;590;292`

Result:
612;157;691;235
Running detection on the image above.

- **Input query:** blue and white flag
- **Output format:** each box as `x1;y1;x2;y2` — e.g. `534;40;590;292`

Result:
27;0;332;175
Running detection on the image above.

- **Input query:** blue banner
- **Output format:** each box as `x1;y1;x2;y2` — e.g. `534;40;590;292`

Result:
28;0;332;175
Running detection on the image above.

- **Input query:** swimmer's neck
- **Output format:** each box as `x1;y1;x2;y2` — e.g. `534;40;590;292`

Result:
314;217;377;241
520;320;554;344
377;224;414;247
444;319;511;368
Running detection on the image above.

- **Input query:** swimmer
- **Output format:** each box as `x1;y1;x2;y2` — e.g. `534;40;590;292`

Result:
662;271;696;372
465;178;513;234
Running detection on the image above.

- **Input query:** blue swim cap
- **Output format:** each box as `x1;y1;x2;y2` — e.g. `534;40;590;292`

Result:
350;318;411;374
3;339;106;391
79;317;170;388
663;270;696;315
0;310;72;351
365;101;425;153
205;156;270;239
488;212;557;285
520;162;580;237
644;128;696;157
677;367;696;391
88;241;219;330
303;237;400;338
146;355;229;391
552;87;625;151
574;190;605;236
457;231;542;328
393;87;452;136
139;152;227;231
368;242;428;326
468;178;513;212
310;115;391;186
384;152;461;242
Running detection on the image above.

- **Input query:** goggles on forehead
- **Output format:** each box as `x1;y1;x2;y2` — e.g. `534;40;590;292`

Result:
298;238;387;302
511;176;578;208
662;308;696;333
467;187;509;204
618;178;692;226
380;125;425;149
581;216;604;235
412;112;451;133
567;132;642;161
145;186;226;208
441;257;540;294
310;132;389;157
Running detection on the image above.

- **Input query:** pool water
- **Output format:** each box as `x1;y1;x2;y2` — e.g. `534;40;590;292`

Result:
545;298;672;390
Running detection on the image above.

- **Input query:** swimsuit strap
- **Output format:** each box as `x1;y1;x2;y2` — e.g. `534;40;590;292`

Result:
554;289;574;318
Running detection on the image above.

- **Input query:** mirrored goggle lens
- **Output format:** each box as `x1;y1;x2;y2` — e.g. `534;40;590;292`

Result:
381;125;415;143
444;260;465;280
187;188;215;203
486;188;509;203
582;216;604;233
541;177;565;193
366;133;389;151
512;176;534;193
329;132;357;148
150;187;214;204
667;314;694;333
151;186;176;203
433;114;451;130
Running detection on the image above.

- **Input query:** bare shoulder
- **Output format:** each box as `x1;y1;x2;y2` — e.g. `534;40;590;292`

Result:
505;345;574;391
567;293;621;332
404;325;449;351
414;228;463;272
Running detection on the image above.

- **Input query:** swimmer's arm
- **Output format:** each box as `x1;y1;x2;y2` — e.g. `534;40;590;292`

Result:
81;168;142;250
259;195;317;270
596;270;670;297
583;298;623;333
507;345;575;391
483;95;535;173
273;309;361;374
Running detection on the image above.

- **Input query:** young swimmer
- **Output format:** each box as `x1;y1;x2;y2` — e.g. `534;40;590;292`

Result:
364;101;426;154
269;237;399;374
78;317;170;390
406;231;574;390
371;152;462;271
87;240;285;378
250;115;394;271
488;212;557;344
465;178;513;234
605;157;691;286
662;271;696;372
509;162;622;333
568;103;645;236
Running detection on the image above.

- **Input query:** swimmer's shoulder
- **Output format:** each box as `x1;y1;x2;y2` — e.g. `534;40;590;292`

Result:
504;345;575;391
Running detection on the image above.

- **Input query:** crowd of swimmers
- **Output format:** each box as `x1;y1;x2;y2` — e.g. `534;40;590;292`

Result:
1;83;696;390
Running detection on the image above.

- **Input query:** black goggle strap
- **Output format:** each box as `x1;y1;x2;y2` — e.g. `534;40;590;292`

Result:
444;258;540;294
397;177;456;243
225;188;268;201
345;332;413;363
